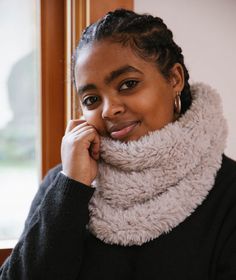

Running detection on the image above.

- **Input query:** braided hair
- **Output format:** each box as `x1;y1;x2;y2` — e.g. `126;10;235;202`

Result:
73;9;192;114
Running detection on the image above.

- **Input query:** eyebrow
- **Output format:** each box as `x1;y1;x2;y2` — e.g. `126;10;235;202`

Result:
105;65;143;85
78;84;97;96
77;65;143;96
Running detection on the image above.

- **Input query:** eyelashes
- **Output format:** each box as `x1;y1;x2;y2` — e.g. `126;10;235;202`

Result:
81;79;140;108
82;96;99;107
119;80;139;91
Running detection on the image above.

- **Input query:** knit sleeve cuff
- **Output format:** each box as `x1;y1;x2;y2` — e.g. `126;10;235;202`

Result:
54;171;95;203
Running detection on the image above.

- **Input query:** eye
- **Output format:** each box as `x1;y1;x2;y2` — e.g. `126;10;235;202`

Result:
82;95;99;107
119;80;139;91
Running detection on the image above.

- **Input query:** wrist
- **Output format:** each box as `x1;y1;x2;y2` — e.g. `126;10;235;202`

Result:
61;170;92;187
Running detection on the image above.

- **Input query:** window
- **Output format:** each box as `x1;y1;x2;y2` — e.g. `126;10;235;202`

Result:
0;0;40;242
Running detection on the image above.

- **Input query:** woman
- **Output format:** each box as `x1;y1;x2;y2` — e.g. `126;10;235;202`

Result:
1;9;236;280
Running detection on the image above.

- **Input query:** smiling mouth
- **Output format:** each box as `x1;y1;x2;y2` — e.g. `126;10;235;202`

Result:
109;121;140;140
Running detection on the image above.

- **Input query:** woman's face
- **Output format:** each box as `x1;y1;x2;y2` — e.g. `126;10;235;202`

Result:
75;41;184;141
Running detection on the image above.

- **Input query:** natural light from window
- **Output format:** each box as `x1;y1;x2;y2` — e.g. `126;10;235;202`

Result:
0;0;39;242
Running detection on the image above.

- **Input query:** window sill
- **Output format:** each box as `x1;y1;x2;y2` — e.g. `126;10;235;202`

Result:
0;239;17;250
0;240;15;265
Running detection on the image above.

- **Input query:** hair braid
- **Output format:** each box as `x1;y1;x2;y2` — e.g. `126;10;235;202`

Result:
74;9;192;114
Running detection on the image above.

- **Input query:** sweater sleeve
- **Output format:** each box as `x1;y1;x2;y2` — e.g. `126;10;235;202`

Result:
0;167;95;280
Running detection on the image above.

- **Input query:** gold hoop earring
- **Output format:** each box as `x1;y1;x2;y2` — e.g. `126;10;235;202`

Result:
174;92;182;115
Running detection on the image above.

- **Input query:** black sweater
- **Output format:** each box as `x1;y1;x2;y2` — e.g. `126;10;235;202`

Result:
1;155;236;280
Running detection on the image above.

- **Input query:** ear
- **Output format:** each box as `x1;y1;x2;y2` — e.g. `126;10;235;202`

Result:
169;63;185;94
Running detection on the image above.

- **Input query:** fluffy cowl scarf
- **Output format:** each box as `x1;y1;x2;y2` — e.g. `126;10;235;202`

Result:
88;83;228;246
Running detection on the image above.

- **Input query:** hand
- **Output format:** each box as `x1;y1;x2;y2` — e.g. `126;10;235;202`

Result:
61;119;100;186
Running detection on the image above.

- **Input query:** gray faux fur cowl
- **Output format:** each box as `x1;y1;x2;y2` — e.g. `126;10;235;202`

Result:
88;83;228;246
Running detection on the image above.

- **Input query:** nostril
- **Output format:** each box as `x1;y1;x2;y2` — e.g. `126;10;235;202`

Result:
114;109;123;115
102;102;125;119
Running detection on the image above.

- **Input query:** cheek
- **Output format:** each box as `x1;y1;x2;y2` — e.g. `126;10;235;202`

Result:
82;110;105;132
82;111;97;125
139;98;174;128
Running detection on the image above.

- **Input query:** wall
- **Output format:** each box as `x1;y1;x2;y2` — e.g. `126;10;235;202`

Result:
135;0;236;159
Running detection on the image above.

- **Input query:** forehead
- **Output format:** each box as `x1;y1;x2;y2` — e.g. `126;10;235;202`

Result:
76;41;137;66
74;41;157;84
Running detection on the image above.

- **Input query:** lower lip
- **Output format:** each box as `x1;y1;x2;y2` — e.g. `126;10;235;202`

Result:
110;122;139;140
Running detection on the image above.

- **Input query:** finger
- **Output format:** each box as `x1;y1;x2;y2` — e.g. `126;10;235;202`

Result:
71;127;100;161
90;133;100;160
65;119;87;134
74;128;98;145
69;124;95;136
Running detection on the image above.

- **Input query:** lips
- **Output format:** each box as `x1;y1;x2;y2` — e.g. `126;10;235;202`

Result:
108;121;140;140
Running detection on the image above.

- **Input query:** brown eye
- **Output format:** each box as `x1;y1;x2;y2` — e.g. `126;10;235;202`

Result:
82;96;99;107
120;80;138;91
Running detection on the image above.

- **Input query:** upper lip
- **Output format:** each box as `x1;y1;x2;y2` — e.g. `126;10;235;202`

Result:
106;121;139;134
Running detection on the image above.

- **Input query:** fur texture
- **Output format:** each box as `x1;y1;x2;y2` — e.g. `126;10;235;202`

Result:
88;83;228;246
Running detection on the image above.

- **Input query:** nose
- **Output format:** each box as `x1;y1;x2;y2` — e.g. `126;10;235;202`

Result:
102;97;125;119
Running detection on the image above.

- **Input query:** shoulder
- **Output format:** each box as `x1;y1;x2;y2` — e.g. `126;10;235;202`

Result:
221;154;236;172
212;156;236;272
210;155;236;219
42;163;63;184
216;155;236;190
23;163;63;227
34;164;63;202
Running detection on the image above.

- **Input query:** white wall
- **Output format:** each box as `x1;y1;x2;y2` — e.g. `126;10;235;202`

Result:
135;0;236;160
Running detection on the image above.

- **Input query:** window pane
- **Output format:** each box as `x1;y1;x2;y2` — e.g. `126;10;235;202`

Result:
0;0;40;240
